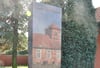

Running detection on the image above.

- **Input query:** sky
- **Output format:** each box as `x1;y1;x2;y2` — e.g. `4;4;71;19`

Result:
35;0;100;9
92;0;100;8
36;0;42;2
33;3;62;34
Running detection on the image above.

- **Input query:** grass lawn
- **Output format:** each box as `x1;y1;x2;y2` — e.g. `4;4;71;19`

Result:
0;66;28;68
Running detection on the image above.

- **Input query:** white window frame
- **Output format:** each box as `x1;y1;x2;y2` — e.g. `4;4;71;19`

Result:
36;49;41;59
46;49;51;59
56;50;61;59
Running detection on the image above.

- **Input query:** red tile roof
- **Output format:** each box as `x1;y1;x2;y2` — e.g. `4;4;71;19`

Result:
33;33;61;49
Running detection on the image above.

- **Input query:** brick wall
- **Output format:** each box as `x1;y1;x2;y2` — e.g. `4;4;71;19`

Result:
95;7;100;68
33;48;61;64
0;55;28;66
94;33;100;68
95;7;100;22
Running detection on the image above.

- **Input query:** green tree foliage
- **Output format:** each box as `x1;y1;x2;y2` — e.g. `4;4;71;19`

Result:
41;0;97;68
0;0;32;53
0;0;32;68
62;21;96;68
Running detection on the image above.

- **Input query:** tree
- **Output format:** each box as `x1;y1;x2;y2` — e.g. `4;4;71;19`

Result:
42;0;97;68
0;0;32;68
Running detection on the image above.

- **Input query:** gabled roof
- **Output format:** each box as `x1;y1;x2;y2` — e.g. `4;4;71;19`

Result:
33;33;61;49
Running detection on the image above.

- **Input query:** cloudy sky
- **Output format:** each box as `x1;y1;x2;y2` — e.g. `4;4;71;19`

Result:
92;0;100;8
33;3;62;34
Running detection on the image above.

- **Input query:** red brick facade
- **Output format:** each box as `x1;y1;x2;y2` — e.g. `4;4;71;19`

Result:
32;24;61;64
33;49;61;64
0;55;28;66
95;7;100;22
95;7;100;68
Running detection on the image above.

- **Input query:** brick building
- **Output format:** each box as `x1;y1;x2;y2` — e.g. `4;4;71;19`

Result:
95;7;100;68
95;7;100;22
32;24;61;64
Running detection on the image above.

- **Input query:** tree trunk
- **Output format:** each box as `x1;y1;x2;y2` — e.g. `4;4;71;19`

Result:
12;18;18;68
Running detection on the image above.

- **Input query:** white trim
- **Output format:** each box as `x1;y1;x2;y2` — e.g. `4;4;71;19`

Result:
56;50;61;59
46;49;51;59
36;49;41;59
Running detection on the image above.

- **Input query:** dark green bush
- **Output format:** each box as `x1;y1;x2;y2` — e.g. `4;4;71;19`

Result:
6;50;28;55
61;21;96;68
6;50;12;55
18;50;28;55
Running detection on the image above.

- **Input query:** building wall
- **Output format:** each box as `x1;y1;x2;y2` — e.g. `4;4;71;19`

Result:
95;33;100;68
45;29;60;40
95;7;100;22
0;55;28;66
33;48;61;64
95;7;100;68
51;29;61;40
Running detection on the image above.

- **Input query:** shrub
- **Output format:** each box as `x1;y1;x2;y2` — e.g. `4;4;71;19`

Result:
61;21;96;68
